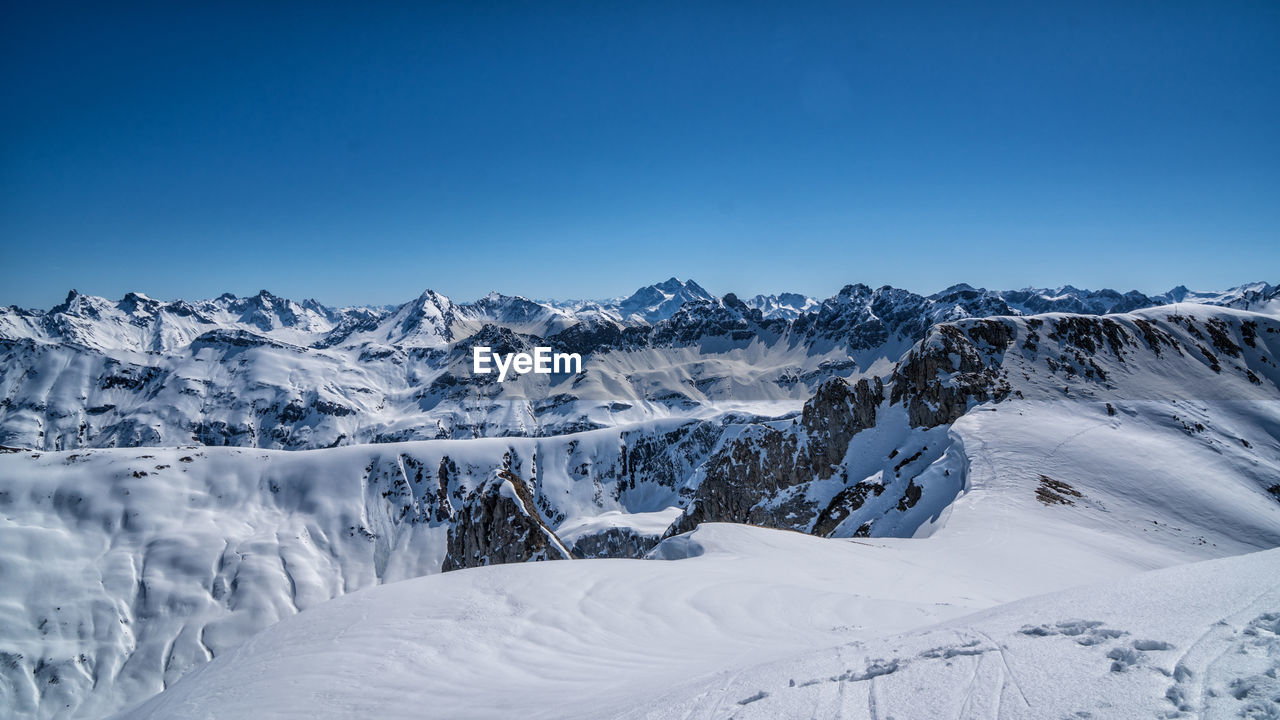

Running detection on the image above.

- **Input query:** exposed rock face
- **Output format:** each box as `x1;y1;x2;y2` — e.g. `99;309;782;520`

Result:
792;283;1014;351
811;482;886;537
669;377;886;535
442;468;571;572
570;527;660;559
650;294;788;346
802;376;884;475
669;309;1279;541
891;321;1015;428
667;425;807;536
617;421;724;495
547;316;648;355
433;456;457;522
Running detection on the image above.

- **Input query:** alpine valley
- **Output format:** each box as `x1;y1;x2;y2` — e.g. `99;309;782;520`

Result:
1;278;1279;719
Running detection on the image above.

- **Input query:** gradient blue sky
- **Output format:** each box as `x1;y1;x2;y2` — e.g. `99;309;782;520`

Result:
3;1;1278;308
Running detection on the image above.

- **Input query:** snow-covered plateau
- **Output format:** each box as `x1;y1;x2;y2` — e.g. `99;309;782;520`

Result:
0;279;1278;718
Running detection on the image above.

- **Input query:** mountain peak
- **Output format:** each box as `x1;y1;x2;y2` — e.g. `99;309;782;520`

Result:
118;292;160;315
936;283;979;295
414;289;451;304
617;278;716;324
51;288;94;314
836;283;873;298
721;292;747;311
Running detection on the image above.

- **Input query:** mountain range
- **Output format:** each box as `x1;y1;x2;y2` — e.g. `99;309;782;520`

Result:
2;279;1276;451
0;279;1278;718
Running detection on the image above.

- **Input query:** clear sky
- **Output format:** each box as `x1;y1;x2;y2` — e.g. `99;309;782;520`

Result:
3;1;1278;308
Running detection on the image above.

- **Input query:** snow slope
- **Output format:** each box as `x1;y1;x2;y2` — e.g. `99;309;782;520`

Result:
0;419;721;719
114;529;1280;720
625;542;1280;720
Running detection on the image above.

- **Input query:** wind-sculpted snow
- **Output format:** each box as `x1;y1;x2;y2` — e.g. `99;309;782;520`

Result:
0;420;726;718
2;280;1275;451
113;531;1280;720
615;545;1280;720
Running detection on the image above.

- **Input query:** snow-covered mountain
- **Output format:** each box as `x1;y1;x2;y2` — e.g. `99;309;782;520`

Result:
743;291;820;319
1;300;1278;718
2;280;1275;451
613;277;716;324
539;278;715;324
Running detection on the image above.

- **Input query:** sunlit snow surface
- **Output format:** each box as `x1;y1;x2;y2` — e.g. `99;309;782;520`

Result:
115;529;1280;720
104;394;1280;719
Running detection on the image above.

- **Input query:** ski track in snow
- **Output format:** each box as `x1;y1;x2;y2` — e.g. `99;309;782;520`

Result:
110;542;1280;720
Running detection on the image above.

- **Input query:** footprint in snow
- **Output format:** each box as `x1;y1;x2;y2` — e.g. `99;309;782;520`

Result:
794;657;905;688
1106;647;1144;672
1018;619;1126;645
919;638;987;659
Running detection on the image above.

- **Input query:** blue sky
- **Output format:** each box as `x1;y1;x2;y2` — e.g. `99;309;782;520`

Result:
3;1;1278;308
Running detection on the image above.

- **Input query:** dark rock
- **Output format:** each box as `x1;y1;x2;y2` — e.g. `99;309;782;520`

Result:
441;468;571;572
570;527;660;559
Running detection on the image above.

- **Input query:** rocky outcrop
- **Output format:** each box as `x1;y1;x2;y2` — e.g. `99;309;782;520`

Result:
569;527;660;559
666;425;808;536
617;421;724;495
669;376;885;535
811;482;885;537
802;376;884;475
669;309;1279;541
890;321;1014;428
441;468;571;572
650;294;788;346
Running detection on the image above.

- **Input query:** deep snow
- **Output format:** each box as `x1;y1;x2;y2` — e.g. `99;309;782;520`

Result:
115;528;1280;720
